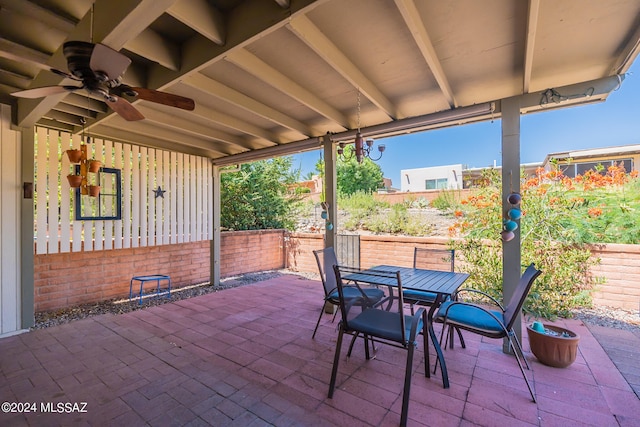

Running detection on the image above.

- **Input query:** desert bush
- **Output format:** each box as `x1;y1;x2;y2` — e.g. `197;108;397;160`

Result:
446;165;640;318
431;189;460;211
366;204;433;236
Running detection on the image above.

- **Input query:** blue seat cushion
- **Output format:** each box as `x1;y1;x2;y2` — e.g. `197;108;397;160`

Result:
329;286;385;304
402;289;437;303
349;309;422;343
435;301;505;334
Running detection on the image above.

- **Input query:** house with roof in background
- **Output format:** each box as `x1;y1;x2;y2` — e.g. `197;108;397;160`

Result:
543;144;640;177
400;143;640;191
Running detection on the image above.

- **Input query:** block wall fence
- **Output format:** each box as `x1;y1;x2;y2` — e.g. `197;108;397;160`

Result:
34;230;284;312
286;233;640;311
34;230;639;312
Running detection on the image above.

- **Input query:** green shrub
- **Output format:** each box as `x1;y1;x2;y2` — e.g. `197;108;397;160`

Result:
449;166;627;319
431;190;459;211
366;204;433;236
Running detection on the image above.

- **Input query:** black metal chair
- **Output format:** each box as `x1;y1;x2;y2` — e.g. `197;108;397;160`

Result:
328;265;428;427
311;248;386;339
403;247;456;314
433;263;542;402
403;248;464;350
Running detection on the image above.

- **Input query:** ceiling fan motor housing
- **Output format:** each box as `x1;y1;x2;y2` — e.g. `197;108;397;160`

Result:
63;41;100;81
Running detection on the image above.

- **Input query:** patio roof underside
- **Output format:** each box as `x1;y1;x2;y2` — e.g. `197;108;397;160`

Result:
2;0;640;163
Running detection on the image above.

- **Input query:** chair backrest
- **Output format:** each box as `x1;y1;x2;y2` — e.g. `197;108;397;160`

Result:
333;265;408;342
413;247;455;272
313;247;339;297
503;263;542;330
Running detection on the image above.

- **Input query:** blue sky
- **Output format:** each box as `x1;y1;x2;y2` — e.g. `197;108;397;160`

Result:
292;60;640;187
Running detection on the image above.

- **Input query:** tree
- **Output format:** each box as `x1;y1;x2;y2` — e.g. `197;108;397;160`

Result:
315;153;384;196
221;157;301;230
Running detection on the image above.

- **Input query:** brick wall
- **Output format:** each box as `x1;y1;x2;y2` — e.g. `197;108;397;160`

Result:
34;230;285;312
590;243;640;310
286;233;640;310
34;229;640;312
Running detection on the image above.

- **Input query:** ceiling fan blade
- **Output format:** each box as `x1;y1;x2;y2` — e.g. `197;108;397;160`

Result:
117;86;195;111
106;95;145;121
11;85;80;98
90;43;131;81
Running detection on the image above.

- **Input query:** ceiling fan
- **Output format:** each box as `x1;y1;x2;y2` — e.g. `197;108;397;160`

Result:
11;41;195;121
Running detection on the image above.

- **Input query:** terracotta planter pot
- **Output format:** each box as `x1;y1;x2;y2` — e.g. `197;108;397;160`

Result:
66;149;82;163
88;185;100;197
527;324;580;368
89;160;102;173
67;174;83;188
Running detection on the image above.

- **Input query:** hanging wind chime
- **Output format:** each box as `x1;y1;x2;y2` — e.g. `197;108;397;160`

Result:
501;171;522;242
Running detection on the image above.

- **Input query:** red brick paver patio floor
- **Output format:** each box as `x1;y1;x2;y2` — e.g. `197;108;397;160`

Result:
1;275;638;426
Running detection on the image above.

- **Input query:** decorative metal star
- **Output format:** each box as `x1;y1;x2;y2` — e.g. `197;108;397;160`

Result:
153;186;166;198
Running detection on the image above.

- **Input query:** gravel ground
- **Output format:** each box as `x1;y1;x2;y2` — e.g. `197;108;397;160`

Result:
32;270;640;332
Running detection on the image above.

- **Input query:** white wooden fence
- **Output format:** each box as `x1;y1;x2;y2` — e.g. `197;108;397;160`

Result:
35;127;213;254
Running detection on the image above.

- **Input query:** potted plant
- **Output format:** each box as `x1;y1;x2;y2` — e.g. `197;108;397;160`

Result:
526;322;580;368
67;174;83;188
66;149;82;163
88;185;100;197
89;160;102;173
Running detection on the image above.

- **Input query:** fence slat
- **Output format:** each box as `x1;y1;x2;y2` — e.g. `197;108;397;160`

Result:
190;155;197;242
139;146;147;247
155;149;163;245
196;156;203;241
103;139;113;250
47;129;59;254
71;133;82;252
163;150;170;244
132;145;140;248
59;131;71;253
35;127;48;255
170;151;177;244
92;138;104;251
177;152;185;243
114;142;123;249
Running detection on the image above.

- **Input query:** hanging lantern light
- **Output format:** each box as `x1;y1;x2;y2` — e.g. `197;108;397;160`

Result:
337;88;385;163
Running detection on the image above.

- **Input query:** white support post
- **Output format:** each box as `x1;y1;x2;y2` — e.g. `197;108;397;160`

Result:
501;96;523;352
211;164;221;286
323;133;337;250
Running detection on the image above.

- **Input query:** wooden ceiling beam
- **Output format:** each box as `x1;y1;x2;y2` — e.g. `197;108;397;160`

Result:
182;73;313;137
135;104;263;153
124;28;181;71
523;0;540;93
168;0;225;45
288;15;399;119
91;124;222;158
0;0;76;33
226;48;349;129
394;0;457;108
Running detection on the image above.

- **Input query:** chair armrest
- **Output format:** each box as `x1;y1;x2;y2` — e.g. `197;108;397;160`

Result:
408;307;427;340
453;288;504;310
438;301;508;333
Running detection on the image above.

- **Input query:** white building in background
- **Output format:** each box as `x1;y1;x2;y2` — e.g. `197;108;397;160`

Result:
401;164;463;192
